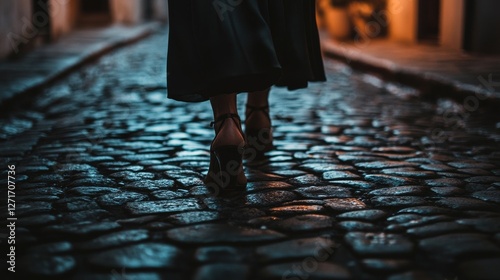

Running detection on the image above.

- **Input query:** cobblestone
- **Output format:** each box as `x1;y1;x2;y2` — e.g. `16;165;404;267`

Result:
397;206;456;216
371;196;428;207
456;217;500;233
77;229;150;250
437;197;497;210
256;237;336;261
345;232;414;256
268;205;324;215
167;211;221;225
126;198;202;215
166;224;286;244
339;221;380;231
336;210;388;221
272;214;334;232
19;214;58;227
419;233;500;260
43;221;122;236
295;185;352;198
259;262;352;280
323;170;361;180
97;191;148;206
195;247;249;264
406;221;471;237
20;255;76;276
246;190;298;207
3;29;500;278
88;243;182;269
361;259;412;273
193;264;250;280
472;190;500;203
368;186;429;196
365;174;417;187
325;198;368;212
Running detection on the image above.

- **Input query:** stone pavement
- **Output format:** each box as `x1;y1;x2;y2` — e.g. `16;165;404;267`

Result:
0;22;160;105
321;38;500;103
1;29;500;279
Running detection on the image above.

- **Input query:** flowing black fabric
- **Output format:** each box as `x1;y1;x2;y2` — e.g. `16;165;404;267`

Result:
167;0;326;102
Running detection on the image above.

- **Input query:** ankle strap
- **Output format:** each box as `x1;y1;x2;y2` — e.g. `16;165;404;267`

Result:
246;105;270;122
210;113;241;128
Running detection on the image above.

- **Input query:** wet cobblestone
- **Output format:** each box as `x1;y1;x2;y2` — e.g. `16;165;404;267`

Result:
2;29;500;279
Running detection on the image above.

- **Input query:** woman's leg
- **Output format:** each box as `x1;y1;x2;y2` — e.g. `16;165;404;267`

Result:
245;88;273;155
206;93;247;191
245;88;271;131
209;93;245;147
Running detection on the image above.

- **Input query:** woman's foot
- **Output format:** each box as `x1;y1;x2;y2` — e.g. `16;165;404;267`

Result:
205;94;247;194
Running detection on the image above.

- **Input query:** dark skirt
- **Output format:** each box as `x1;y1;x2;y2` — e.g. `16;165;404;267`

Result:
167;0;326;102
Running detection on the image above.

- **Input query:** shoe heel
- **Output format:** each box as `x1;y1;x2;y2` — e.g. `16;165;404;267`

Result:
205;145;247;192
245;127;274;155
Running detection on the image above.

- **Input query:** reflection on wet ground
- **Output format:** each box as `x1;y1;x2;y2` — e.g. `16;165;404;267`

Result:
1;31;499;279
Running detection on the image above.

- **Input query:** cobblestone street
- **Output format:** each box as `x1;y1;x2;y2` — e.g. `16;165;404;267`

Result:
2;29;500;279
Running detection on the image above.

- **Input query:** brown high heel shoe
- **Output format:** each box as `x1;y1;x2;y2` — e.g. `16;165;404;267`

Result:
245;105;274;156
204;113;247;193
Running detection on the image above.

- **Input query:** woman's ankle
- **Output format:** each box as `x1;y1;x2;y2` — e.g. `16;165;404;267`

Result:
212;119;245;147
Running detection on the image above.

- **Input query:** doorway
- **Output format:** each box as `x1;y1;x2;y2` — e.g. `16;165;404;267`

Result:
417;0;440;44
77;0;112;27
32;0;51;43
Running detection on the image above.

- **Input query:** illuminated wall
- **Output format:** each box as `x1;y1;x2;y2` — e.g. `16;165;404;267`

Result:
0;0;168;60
0;0;33;58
